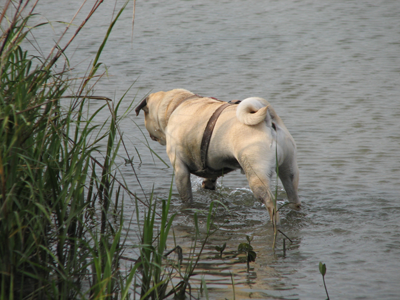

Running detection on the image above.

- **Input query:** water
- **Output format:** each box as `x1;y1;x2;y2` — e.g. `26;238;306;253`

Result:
27;0;400;298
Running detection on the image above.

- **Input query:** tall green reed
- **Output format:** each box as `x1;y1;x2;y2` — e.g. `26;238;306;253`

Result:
136;182;176;300
133;192;224;299
0;1;137;298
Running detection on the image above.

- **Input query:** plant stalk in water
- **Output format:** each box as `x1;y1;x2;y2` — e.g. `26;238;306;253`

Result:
319;262;330;300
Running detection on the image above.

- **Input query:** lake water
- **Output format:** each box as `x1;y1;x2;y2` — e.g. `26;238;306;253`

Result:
29;0;400;299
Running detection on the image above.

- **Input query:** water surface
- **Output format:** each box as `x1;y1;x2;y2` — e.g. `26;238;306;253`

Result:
30;0;400;299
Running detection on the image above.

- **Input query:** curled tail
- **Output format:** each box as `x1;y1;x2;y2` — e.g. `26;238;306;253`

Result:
236;97;272;126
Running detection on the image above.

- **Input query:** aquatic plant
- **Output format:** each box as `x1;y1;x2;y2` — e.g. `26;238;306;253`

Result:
237;235;257;272
272;136;280;247
319;262;330;300
215;242;227;258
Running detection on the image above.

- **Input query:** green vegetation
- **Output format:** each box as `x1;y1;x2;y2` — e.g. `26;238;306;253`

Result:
237;236;257;273
0;1;139;298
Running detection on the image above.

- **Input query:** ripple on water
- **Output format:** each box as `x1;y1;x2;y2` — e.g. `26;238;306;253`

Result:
27;0;400;298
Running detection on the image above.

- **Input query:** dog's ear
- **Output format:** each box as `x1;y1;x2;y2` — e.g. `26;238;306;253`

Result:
135;96;148;116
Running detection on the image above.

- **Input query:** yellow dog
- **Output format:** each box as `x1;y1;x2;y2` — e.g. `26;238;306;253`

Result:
135;88;300;223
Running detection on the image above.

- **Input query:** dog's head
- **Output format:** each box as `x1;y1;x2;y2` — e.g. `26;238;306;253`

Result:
135;89;194;146
135;92;167;145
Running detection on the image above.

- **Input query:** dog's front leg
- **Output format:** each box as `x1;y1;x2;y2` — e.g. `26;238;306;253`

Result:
171;158;193;203
167;145;193;202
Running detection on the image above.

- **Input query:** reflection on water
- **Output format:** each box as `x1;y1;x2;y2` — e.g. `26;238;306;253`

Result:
167;185;304;299
28;0;400;298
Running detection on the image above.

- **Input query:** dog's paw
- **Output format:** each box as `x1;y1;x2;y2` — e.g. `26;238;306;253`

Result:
288;203;301;210
201;179;216;190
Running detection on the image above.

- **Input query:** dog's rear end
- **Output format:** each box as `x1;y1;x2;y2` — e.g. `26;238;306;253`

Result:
234;97;300;223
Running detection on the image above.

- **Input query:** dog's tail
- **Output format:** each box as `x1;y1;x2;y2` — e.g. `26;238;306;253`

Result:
236;97;272;126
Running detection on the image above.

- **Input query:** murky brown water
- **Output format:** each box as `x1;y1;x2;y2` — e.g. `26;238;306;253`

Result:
27;0;400;298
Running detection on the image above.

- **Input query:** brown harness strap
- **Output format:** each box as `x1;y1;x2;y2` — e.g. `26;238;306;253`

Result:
199;102;231;172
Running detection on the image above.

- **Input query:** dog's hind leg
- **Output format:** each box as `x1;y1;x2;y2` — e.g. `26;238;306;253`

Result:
201;178;217;190
248;175;279;224
239;154;279;224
